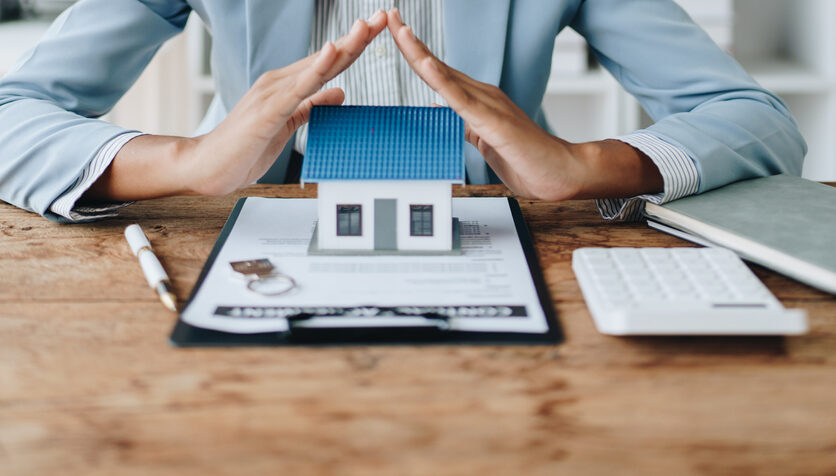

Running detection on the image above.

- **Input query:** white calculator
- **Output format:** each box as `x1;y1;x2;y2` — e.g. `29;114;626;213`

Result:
571;247;808;335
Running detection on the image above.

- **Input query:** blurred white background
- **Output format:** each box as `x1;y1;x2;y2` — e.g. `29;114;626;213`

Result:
1;0;834;180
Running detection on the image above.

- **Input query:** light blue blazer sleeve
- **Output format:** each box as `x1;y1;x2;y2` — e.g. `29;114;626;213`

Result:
0;0;190;219
571;0;806;193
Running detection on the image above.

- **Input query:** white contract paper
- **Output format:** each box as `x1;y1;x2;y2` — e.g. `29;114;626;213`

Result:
180;197;552;335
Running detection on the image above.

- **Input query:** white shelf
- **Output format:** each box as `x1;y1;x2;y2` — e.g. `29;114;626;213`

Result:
745;60;835;94
542;0;836;181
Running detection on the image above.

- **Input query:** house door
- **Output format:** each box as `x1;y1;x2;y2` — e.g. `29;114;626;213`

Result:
374;199;397;250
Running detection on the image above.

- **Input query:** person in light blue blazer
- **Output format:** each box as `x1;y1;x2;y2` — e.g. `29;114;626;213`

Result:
0;1;806;222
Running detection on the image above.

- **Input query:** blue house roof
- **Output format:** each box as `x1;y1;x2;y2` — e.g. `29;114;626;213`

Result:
301;105;465;183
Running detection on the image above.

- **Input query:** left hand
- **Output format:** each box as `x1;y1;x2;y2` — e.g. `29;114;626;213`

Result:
386;9;663;201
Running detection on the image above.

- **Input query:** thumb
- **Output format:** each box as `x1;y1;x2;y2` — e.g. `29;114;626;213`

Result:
286;88;345;133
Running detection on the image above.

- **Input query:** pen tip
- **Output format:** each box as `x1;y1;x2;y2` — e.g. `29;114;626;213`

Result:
162;293;178;313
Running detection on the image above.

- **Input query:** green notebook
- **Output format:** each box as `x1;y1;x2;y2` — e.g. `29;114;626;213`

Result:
644;174;836;294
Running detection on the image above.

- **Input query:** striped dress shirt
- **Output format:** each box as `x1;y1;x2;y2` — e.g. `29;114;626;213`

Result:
294;0;446;154
51;0;700;222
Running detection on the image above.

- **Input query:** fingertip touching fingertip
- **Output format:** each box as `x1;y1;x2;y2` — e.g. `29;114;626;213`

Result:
368;9;384;22
391;7;403;23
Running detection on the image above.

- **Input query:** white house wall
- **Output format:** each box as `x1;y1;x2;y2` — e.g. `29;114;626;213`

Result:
317;181;453;251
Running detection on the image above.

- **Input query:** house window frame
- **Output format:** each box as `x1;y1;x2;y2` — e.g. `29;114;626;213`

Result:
336;204;362;236
410;204;434;237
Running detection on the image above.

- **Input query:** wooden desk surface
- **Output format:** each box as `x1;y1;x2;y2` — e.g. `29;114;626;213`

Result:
1;185;834;476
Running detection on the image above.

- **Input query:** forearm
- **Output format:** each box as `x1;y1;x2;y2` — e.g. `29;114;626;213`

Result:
573;0;804;193
569;139;664;200
83;134;196;201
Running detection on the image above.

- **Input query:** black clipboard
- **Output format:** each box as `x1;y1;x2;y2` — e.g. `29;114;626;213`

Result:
170;197;562;347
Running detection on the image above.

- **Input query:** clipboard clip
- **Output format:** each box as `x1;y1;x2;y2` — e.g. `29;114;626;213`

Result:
283;312;451;331
419;312;452;330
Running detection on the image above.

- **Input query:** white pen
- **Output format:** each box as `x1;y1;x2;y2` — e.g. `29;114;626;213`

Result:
125;223;178;312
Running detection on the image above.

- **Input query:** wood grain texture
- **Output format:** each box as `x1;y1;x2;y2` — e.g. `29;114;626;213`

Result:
1;184;834;476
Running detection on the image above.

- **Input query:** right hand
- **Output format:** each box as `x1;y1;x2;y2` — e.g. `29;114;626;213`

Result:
85;10;387;201
184;10;387;196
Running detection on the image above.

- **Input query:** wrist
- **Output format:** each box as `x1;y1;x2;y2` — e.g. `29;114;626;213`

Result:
85;134;197;201
144;135;199;197
171;136;203;196
568;139;664;200
511;134;588;202
177;134;251;197
562;140;606;200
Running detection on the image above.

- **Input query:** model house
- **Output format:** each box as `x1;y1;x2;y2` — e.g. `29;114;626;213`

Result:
302;105;465;254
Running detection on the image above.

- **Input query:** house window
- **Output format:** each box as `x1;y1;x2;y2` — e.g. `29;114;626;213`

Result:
337;205;362;236
410;205;434;236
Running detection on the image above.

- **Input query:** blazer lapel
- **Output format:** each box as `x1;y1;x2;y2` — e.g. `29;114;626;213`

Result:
443;0;511;87
242;0;313;183
443;0;511;184
244;0;314;86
